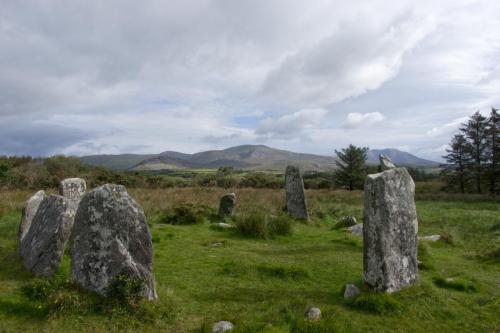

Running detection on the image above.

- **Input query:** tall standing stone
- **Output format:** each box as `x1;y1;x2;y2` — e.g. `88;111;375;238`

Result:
71;184;157;299
218;193;236;219
18;190;47;245
363;167;418;292
285;165;309;220
19;195;76;276
59;178;86;201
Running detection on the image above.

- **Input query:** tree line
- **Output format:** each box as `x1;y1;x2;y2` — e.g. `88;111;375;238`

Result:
442;108;499;195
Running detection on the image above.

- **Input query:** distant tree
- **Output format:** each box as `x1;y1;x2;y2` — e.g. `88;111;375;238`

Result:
485;107;500;195
441;134;468;193
460;111;488;193
334;144;368;191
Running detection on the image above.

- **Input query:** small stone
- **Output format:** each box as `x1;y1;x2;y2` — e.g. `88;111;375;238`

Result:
348;223;363;236
18;190;46;245
379;155;396;171
344;284;360;298
418;235;441;242
339;216;357;227
216;222;233;229
212;321;234;332
71;184;156;300
305;307;321;321
218;193;236;219
285;165;309;221
59;178;86;201
19;195;76;276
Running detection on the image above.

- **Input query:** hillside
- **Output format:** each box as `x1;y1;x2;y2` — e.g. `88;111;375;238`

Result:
80;145;440;172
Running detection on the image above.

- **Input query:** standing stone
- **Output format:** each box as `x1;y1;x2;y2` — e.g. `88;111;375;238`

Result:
363;168;418;292
18;190;47;245
379;155;396;171
218;193;236;219
285;165;309;220
19;195;76;276
71;184;157;299
59;178;86;201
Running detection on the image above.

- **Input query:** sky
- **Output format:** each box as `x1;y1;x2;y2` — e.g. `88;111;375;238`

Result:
1;0;499;161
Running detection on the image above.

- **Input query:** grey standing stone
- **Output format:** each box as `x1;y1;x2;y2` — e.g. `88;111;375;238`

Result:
344;283;360;298
212;321;234;332
363;168;418;292
59;178;86;201
379;155;396;171
71;184;157;299
19;195;75;276
18;190;46;245
285;165;309;220
218;193;236;218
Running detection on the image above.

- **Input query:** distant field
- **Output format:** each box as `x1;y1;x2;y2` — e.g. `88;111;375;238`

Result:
0;187;499;332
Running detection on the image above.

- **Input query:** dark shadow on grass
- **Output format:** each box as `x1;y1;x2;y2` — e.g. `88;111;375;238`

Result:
0;299;48;320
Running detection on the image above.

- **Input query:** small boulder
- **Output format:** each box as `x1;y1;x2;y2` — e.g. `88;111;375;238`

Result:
419;235;441;242
59;178;86;201
18;190;46;245
285;165;309;221
305;307;321;321
348;223;363;236
212;321;234;332
19;195;76;276
344;283;360;298
70;184;157;299
216;222;233;229
338;216;357;228
218;193;236;219
379;155;396;171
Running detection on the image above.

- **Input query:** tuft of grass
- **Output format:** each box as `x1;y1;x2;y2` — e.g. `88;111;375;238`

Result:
235;212;293;239
220;260;250;276
433;277;478;292
257;264;310;280
155;203;218;225
345;292;402;314
417;242;435;271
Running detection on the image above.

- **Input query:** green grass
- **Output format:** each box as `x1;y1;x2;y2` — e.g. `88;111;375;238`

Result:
0;188;499;332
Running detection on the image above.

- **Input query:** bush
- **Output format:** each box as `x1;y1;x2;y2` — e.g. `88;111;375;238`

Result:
156;203;217;225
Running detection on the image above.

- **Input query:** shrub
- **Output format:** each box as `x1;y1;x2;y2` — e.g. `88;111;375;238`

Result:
156;203;217;225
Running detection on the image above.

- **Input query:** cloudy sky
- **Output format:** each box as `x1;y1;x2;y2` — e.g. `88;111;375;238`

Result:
1;0;499;160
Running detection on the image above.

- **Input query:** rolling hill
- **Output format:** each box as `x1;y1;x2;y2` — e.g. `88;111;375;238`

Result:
80;145;440;172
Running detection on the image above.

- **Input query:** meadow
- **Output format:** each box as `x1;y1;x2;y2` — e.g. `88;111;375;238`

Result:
0;186;499;332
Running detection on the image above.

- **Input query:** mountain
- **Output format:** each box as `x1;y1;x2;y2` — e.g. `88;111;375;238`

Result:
366;149;440;167
80;145;440;171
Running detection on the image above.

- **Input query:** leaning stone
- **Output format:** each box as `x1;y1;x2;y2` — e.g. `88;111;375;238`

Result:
379;155;396;171
305;307;321;321
59;178;86;201
18;190;46;245
285;165;309;220
70;184;157;300
348;223;363;236
419;235;441;242
19;195;75;276
363;168;418;292
218;193;236;218
212;321;234;332
344;283;360;298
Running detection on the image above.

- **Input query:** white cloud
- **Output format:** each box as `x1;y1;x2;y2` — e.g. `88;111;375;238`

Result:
426;116;469;136
342;112;385;129
255;108;328;139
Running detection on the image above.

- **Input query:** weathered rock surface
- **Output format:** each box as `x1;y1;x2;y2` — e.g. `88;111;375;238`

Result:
212;321;234;332
218;193;236;218
19;195;75;276
285;165;309;220
59;178;86;201
344;283;360;298
379;155;396;171
348;223;363;236
363;167;418;292
305;307;321;321
18;190;46;244
71;184;157;299
419;235;441;241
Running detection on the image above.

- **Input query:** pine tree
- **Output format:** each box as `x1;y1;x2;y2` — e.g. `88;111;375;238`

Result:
334;144;368;191
485;107;500;195
460;111;488;193
442;134;468;193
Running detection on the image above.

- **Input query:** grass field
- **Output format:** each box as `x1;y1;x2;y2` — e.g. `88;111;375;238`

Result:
0;187;499;332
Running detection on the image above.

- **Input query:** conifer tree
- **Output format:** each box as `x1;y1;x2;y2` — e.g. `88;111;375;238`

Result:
334;144;368;191
442;134;468;193
485;107;500;195
460;111;488;193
